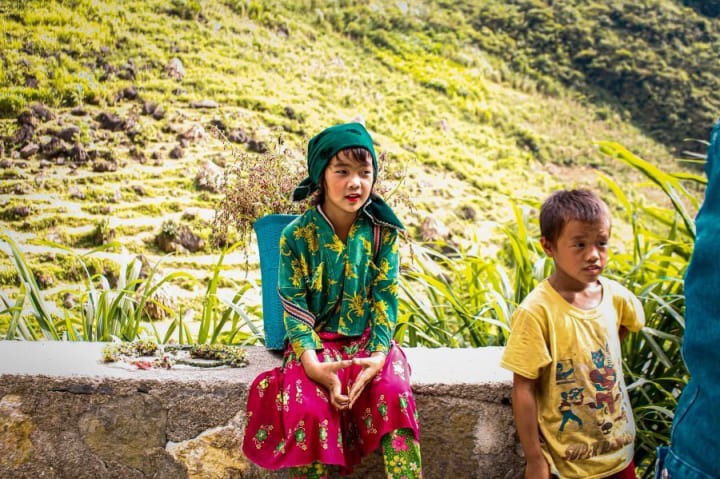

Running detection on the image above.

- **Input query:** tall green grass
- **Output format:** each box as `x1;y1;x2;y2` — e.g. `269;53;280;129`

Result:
397;205;551;348
0;235;261;345
157;241;263;346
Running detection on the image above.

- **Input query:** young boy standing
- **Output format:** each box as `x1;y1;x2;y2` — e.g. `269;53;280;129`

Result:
501;189;645;479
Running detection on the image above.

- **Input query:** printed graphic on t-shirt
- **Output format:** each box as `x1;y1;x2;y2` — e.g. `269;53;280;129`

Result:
556;344;633;461
588;347;620;422
556;359;576;384
558;386;585;432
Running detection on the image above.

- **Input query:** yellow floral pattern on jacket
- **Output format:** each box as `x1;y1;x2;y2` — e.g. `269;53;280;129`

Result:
278;206;400;357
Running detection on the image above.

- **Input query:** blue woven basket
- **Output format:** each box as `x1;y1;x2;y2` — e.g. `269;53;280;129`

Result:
253;214;299;350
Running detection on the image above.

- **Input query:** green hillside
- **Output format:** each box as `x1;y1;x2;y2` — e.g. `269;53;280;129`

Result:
3;0;719;149
0;0;713;287
446;0;720;148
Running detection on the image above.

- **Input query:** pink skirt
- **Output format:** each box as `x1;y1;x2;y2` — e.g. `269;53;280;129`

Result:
242;332;420;473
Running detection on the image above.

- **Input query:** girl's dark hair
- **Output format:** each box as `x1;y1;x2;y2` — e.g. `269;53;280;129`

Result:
539;189;610;243
311;147;373;206
340;147;373;164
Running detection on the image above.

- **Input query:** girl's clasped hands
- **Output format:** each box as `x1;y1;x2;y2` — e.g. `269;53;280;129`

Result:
301;350;387;410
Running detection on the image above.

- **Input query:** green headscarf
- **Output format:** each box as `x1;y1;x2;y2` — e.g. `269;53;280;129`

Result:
292;123;405;230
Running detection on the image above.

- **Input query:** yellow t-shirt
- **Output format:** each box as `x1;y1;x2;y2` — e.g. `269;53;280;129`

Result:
501;277;645;479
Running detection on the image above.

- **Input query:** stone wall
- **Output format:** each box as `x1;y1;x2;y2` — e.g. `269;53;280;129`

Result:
0;342;524;478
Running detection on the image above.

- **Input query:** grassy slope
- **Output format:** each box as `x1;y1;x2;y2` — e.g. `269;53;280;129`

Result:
444;0;720;148
0;0;705;298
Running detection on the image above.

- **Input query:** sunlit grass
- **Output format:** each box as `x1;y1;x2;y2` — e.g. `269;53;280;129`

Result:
0;234;261;345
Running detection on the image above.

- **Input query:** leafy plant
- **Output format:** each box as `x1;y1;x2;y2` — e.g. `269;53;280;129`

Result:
187;343;248;367
397;213;549;348
0;229;267;346
102;339;249;368
0;235;191;341
398;242;514;347
102;338;159;362
161;219;179;238
212;139;307;250
160;240;263;346
169;0;202;20
1;232;59;340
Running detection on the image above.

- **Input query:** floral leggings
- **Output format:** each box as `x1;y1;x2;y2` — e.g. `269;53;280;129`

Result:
290;428;422;479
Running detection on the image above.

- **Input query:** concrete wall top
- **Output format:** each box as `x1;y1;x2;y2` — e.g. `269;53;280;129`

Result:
0;341;513;387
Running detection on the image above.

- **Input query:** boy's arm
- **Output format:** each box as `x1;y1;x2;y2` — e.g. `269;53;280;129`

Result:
618;285;645;333
512;373;551;479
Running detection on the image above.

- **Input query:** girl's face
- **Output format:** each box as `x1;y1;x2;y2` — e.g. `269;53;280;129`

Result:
320;150;374;224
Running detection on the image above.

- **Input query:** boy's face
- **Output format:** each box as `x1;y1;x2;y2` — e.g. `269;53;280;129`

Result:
541;216;611;290
321;151;374;222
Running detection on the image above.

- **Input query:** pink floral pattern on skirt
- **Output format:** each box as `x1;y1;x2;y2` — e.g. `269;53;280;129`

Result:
242;332;420;474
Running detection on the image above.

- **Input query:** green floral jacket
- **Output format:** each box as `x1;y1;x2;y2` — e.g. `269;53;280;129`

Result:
278;205;400;357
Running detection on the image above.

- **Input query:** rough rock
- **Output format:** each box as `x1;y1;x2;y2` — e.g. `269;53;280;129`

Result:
29;103;54;122
68;144;89;163
92;159;118;173
227;128;249;144
164;58;185;81
248;139;267;153
154;225;204;254
95;112;125;131
19;143;39;159
71;106;88;116
169;145;184;159
40;136;67;157
78;394;184;476
178;124;206;142
58;126;81;142
143;102;166;120
167;421;253;479
0;395;34;468
194;160;223;193
419;215;451;242
190;99;218;109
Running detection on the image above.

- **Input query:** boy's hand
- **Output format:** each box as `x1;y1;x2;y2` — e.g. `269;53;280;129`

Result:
348;351;386;408
524;457;550;479
301;351;352;410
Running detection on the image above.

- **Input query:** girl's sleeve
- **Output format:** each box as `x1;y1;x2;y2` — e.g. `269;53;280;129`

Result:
367;227;400;353
278;230;322;357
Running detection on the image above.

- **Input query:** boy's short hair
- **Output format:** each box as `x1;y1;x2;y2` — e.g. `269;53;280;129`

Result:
540;189;610;243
